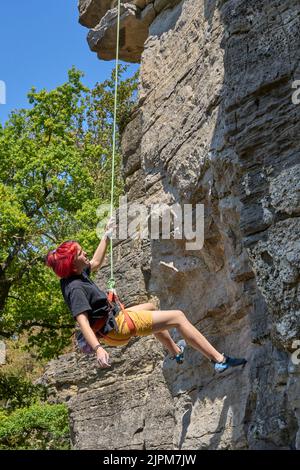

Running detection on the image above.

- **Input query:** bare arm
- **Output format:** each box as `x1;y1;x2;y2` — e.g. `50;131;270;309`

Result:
89;218;115;272
89;236;110;272
76;312;111;368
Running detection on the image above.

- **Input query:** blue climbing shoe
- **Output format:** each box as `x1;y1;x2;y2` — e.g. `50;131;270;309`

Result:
171;339;186;364
214;354;247;373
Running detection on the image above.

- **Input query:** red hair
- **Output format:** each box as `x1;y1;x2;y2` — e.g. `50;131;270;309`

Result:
45;241;79;278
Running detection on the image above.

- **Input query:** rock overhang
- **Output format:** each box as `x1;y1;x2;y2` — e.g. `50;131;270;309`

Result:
79;0;183;62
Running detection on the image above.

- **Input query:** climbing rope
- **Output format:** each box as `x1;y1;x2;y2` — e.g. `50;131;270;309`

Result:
108;0;121;291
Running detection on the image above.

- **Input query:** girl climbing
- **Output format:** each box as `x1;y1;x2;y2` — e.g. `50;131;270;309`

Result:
45;223;247;373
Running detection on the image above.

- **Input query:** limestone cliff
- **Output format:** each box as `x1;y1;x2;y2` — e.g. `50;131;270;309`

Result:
42;0;300;449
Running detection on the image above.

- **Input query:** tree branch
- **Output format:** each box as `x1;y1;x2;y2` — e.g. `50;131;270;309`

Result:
23;321;74;329
7;295;21;301
0;322;74;339
0;330;13;338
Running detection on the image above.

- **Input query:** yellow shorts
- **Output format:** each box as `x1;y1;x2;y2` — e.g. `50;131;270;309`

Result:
100;309;153;347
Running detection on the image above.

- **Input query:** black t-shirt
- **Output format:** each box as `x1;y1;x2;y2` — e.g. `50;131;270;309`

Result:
60;265;119;334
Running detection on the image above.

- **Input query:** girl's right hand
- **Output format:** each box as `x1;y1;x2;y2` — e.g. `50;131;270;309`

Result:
104;216;116;240
96;347;111;368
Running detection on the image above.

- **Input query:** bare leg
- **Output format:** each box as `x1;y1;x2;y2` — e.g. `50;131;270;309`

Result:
151;330;181;355
151;309;224;363
128;303;181;356
128;302;156;312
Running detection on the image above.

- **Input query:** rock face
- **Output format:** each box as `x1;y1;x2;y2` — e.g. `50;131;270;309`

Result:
80;0;182;62
42;338;177;449
44;0;300;449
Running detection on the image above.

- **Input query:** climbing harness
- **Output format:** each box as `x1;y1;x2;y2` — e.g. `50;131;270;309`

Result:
76;291;136;354
93;289;136;344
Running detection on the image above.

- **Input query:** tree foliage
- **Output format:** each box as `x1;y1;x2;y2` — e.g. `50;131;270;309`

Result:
0;372;47;410
0;403;70;450
0;66;138;358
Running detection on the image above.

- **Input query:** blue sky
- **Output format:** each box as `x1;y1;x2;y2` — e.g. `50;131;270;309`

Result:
0;0;139;125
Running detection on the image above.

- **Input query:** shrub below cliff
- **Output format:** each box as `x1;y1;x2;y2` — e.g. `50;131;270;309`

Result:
0;403;70;450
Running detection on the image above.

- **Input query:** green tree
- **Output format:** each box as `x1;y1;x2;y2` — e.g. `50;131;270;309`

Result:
0;66;138;358
0;403;70;449
0;371;47;410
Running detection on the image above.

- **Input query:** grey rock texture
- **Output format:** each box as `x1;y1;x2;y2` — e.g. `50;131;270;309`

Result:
42;338;177;449
44;0;300;449
80;0;182;62
78;0;112;28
